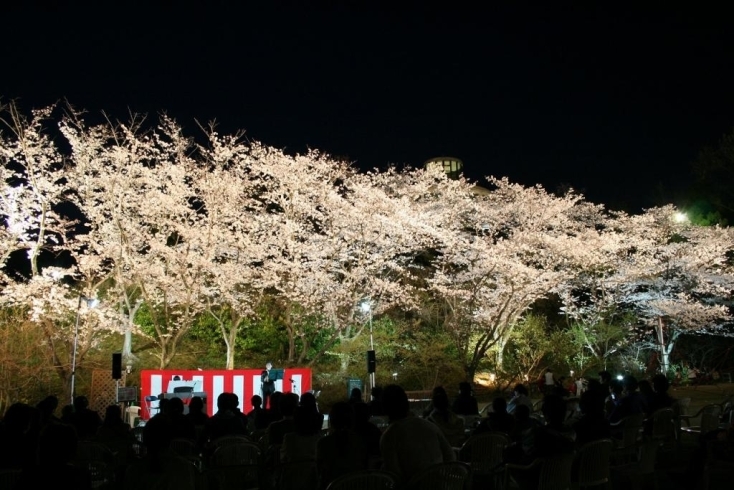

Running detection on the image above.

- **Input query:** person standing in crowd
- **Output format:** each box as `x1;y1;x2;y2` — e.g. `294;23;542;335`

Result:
544;368;556;396
261;362;276;409
452;382;479;416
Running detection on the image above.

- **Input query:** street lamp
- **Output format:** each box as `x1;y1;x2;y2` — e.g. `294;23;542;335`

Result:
361;299;375;390
71;295;99;404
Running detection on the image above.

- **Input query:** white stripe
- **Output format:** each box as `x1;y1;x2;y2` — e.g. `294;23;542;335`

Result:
150;374;163;398
192;375;205;393
233;375;245;410
290;374;302;395
212;375;225;411
252;375;262;397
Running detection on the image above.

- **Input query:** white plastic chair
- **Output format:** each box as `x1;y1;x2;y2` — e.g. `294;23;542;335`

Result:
125;405;141;428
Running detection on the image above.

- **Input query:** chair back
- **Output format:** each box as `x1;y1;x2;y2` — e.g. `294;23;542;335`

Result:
210;434;252;448
650;408;676;449
618;413;645;449
325;469;397;490
537;452;575;490
575;438;612;488
76;440;116;464
404;461;471;490
700;411;722;435
82;460;117;490
0;468;23;490
204;464;261;490
272;459;318;490
636;438;661;474
459;431;509;474
721;400;734;426
671;397;691;442
209;441;261;467
170;437;200;461
682;404;723;437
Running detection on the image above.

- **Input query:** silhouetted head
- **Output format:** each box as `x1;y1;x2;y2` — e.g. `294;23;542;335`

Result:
623;375;639;393
492;397;508;414
216;392;236;412
104;404;123;422
541;394;567;426
579;390;604;416
459;382;472;395
432;391;450;412
300;392;318;412
383;384;410;421
513;384;528;396
652;374;670;394
250;395;262;410
329;401;355;431
432;386;447;398
280;393;299;417
349;387;363;402
167;397;185;415
189;396;205;413
73;396;89;410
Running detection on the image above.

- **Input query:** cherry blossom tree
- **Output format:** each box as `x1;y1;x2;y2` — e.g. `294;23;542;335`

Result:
238;149;425;369
558;204;734;374
0;104;73;277
0;103;121;395
61;111;210;368
192;128;274;369
416;171;599;380
607;206;734;374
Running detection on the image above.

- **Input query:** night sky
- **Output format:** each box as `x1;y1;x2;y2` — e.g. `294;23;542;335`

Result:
2;3;733;213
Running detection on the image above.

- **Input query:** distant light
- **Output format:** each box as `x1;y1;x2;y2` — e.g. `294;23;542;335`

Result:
674;212;688;223
616;374;624;381
360;300;371;313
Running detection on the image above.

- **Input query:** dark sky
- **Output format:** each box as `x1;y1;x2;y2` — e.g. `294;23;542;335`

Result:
2;2;733;212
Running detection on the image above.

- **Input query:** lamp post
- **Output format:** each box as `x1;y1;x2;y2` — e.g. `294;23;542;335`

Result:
361;299;375;390
71;295;99;404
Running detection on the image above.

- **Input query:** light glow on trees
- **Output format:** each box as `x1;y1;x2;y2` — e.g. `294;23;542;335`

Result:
1;101;732;387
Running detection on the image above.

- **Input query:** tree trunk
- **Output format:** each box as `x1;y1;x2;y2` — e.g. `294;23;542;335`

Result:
656;316;667;374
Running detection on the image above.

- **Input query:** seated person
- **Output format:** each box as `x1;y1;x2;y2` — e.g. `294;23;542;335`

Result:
426;390;466;447
507;384;533;415
380;384;456;485
607;375;645;425
281;406;322;463
572;390;611;446
474;397;515;436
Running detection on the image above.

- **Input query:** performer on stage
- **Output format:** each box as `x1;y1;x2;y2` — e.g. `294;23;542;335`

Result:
261;361;276;409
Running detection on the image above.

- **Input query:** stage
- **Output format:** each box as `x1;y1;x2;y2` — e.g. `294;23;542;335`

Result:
140;368;313;419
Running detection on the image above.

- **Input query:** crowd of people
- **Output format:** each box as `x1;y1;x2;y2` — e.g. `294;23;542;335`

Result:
1;371;732;489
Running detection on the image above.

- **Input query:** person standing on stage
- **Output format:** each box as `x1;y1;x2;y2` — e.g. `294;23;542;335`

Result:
261;361;276;409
